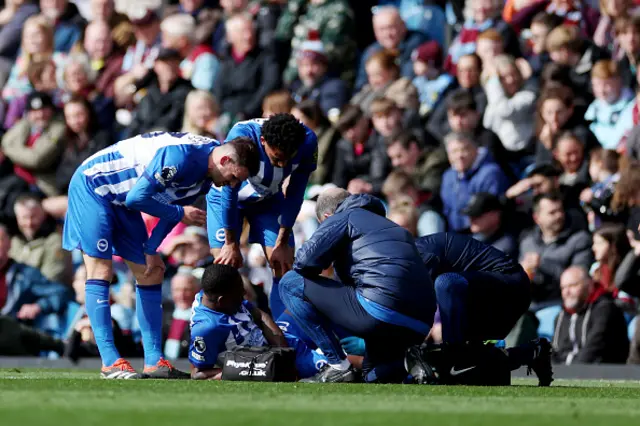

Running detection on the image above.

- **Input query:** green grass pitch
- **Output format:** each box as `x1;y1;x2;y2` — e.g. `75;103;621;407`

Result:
1;369;640;426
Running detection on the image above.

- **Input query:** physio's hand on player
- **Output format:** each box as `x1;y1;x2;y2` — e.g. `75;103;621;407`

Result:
340;336;366;356
17;303;42;320
182;206;206;227
144;254;166;279
214;243;243;268
270;243;293;277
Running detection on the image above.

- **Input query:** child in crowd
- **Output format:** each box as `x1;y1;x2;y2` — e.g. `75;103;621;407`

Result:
411;41;454;118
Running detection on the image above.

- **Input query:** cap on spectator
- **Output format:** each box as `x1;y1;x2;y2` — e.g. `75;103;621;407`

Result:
411;41;443;68
156;47;183;62
26;91;54;111
297;29;327;63
130;8;159;26
461;193;503;217
526;162;562;178
161;14;196;40
183;226;207;240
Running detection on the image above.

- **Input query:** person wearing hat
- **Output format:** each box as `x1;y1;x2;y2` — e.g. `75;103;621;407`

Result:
160;13;219;92
113;8;161;108
289;30;349;121
411;40;454;118
462;192;518;259
125;47;193;138
1;91;65;197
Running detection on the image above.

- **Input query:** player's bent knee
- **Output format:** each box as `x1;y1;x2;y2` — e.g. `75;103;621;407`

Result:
434;273;469;297
83;255;113;281
279;271;304;298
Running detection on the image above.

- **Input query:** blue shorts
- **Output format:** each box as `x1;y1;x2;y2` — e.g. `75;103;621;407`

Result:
206;190;295;249
62;170;148;265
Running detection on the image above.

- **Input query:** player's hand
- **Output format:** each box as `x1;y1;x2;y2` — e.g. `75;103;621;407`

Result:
269;243;293;277
182;206;206;227
214;243;243;268
340;336;366;356
144;254;166;279
17;303;42;320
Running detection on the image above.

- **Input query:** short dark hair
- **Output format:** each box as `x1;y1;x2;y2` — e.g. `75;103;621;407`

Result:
336;104;365;133
15;193;43;207
226;136;261;176
386;131;420;149
293;99;329;129
201;264;244;299
261;113;307;158
531;12;564;30
533;191;564;212
447;89;477;113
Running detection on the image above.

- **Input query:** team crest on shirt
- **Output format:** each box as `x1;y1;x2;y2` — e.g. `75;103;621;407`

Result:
194;336;206;353
155;166;178;186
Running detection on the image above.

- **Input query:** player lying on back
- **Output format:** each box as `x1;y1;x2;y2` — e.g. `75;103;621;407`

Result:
207;114;318;319
189;264;328;380
62;131;260;379
405;232;553;386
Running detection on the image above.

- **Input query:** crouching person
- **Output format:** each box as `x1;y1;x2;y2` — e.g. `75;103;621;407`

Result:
189;264;327;380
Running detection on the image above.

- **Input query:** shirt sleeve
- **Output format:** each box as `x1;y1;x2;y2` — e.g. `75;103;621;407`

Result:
189;321;227;370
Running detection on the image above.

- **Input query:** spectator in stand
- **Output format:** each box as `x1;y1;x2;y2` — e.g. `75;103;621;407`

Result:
0;0;40;87
1;92;66;197
289;31;349;121
462;192;519;259
2;15;66;103
76;20;123;100
445;0;520;75
385;130;449;197
351;50;419;116
331;104;374;189
90;0;135;51
532;85;600;165
43;97;112;219
4;58;61;131
387;0;447;48
623;83;640;159
440;132;510;232
411;40;454;118
613;15;640;91
163;267;200;360
277;0;356;85
428;53;488;141
291;99;341;186
40;0;85;53
214;12;279;123
594;0;638;59
585;60;635;150
545;24;610;103
181;90;222;140
552;266;629;364
520;192;594;306
125;48;193;138
355;5;428;91
58;53;115;130
527;12;564;77
387;198;419;237
579;148;621;226
113;8;161;109
476;29;517;85
10;194;72;284
160;13;219;92
512;0;601;38
163;0;219;48
0;224;71;333
482;54;538;160
261;90;294;119
382;170;446;236
552;131;590;193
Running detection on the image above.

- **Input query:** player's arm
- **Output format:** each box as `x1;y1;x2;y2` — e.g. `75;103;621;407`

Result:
251;305;287;347
189;322;225;380
294;214;348;277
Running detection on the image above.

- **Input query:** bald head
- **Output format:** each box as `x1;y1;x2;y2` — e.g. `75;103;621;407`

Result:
373;6;406;50
560;266;593;311
316;188;349;222
84;20;113;60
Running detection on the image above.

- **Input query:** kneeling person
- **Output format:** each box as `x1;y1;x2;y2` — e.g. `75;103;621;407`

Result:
189;264;327;380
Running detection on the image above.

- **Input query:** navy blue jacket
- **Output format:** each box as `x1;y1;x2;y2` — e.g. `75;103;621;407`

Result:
294;194;435;324
415;232;526;281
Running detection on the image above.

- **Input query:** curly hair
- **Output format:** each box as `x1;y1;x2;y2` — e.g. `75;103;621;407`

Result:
261;113;307;158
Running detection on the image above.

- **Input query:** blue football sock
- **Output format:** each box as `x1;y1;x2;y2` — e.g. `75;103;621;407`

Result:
269;276;286;319
136;284;164;366
85;279;120;367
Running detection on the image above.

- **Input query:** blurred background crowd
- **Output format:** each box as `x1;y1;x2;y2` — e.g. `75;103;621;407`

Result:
1;0;640;366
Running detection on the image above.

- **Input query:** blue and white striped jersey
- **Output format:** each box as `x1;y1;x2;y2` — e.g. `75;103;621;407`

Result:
210;119;318;231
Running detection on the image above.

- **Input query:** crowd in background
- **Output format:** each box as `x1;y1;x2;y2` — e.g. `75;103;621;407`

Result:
1;0;640;366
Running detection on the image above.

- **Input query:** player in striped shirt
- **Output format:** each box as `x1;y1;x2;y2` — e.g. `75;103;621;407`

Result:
62;131;259;379
206;114;318;319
